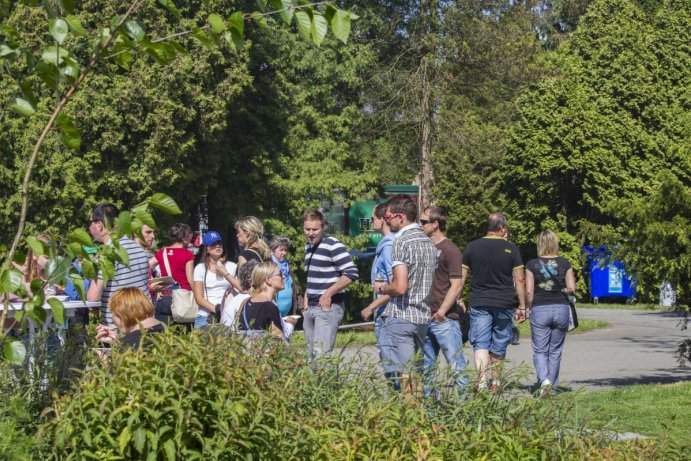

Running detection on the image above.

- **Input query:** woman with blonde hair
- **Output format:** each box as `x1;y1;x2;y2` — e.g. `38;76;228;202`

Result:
235;216;271;267
95;287;163;349
525;230;576;397
237;261;297;340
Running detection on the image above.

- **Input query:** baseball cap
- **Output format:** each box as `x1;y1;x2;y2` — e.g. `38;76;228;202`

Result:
202;231;223;247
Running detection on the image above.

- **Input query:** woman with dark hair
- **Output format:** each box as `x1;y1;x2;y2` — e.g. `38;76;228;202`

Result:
235;216;271;267
526;230;576;397
192;231;240;329
151;223;195;324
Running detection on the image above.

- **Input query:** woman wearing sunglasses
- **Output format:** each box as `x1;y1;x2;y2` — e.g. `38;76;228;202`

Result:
236;261;297;340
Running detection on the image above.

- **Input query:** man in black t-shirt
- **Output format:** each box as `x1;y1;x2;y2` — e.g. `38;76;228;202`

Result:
458;212;526;391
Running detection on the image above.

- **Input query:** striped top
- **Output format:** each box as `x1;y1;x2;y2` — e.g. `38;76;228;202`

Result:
100;236;151;327
304;236;358;305
382;224;438;325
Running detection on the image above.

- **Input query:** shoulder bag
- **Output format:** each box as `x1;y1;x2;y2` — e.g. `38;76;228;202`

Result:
163;248;198;323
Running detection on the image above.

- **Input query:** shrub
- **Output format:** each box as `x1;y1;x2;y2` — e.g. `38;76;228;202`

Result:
42;328;681;460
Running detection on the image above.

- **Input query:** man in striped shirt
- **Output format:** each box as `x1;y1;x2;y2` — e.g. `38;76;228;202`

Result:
374;195;437;393
86;203;151;328
302;209;358;356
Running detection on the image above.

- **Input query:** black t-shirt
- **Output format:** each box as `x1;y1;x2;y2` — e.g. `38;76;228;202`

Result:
120;323;165;349
239;249;264;264
462;237;523;308
526;257;572;307
238;299;282;332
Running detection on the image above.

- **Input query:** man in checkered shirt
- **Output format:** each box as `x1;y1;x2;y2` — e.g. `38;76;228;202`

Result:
374;194;437;392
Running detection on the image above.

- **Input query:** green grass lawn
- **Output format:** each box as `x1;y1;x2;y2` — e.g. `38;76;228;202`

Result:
567;382;691;444
578;302;673;311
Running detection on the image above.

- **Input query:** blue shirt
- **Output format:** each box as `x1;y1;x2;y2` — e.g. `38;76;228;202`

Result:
371;233;395;285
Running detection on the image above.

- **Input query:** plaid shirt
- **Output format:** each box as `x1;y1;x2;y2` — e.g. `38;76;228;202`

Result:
382;223;437;325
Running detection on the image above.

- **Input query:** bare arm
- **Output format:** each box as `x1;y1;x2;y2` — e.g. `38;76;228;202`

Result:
564;268;576;295
237;255;247;268
319;275;355;309
87;278;103;302
149;255;158;269
361;294;390;320
513;267;527;322
185;260;194;289
525;269;535;309
378;265;408;297
459;266;469;301
433;278;462;321
192;280;216;313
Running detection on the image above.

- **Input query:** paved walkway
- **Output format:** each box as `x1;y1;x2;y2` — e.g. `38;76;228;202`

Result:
340;308;691;392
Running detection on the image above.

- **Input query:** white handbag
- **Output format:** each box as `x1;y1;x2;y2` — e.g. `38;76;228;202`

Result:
162;248;197;323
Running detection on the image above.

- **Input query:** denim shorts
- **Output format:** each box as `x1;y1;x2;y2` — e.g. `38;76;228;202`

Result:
469;306;514;357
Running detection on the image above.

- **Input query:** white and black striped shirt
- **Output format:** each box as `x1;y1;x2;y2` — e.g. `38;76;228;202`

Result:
304;236;358;305
100;236;151;326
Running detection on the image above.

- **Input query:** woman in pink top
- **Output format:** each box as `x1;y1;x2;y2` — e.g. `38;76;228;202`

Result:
150;223;195;324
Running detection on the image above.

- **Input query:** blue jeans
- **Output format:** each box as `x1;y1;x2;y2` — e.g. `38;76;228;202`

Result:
530;304;570;385
469;306;514;357
194;314;210;329
423;318;468;396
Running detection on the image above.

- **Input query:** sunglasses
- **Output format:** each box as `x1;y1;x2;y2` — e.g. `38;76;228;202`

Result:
383;213;403;223
268;272;285;279
86;218;101;227
420;219;432;225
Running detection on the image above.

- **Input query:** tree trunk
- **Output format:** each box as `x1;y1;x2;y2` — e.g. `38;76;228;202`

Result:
420;54;432;210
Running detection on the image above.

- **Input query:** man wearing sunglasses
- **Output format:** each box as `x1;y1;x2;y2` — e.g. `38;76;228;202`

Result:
419;207;468;396
86;202;151;328
374;195;437;395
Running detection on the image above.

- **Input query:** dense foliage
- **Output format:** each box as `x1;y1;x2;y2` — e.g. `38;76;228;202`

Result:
39;328;684;459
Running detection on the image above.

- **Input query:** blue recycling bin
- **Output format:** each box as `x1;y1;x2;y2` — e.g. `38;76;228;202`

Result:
584;247;636;302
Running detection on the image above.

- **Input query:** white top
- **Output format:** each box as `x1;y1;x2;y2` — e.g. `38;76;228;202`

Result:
193;261;237;316
221;292;250;329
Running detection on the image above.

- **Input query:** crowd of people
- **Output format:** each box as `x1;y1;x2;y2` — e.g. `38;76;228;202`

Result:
24;197;575;398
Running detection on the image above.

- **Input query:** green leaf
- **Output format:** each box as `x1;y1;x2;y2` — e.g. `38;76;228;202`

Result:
60;56;80;83
0;268;23;293
46;257;72;285
294;11;311;41
256;0;267;12
224;30;244;50
68;270;85;301
59;0;75;14
10;98;35;117
207;13;226;33
113;49;133;70
20;79;38;108
41;45;69;66
330;9;351;44
56;113;81;150
65;15;88;36
116;211;132;237
35;61;59;90
134;427;147;453
28;300;47;323
163;439;175;461
26;236;45;256
47;298;66;327
12;250;26;266
4;341;26;366
228;11;244;36
118;426;131;454
124;20;145;42
133;208;156;228
67;228;94;247
157;0;181;18
49;18;69;44
0;44;19;62
167;40;188;55
148;193;181;215
191;27;213;49
114;244;130;267
278;0;293;25
251;12;268;29
311;13;328;46
30;279;44;298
